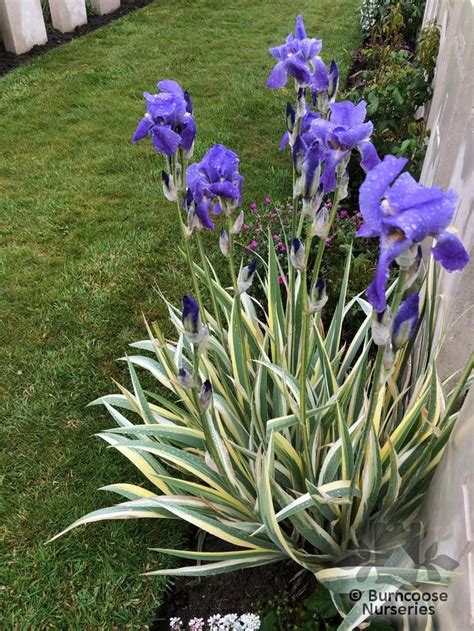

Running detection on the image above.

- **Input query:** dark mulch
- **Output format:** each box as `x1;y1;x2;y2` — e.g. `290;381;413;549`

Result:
152;536;316;629
0;0;154;77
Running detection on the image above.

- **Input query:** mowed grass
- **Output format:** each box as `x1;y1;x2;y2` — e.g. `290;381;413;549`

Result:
0;1;362;627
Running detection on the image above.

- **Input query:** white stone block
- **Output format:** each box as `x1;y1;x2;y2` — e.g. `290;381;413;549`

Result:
48;0;87;33
0;0;48;55
90;0;120;16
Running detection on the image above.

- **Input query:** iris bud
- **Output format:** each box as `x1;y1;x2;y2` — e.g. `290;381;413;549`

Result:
309;278;328;312
316;91;329;114
199;379;213;412
392;294;419;349
185;207;203;237
286;102;296;133
303;185;324;219
302;141;321;200
296;87;306;118
219;229;230;257
182;295;207;345
371;307;393;346
178;367;194;389
183;90;193;114
338;171;349;201
290;238;305;271
292;136;305;177
230;210;245;235
328;60;339;101
237;260;257;294
310;206;329;237
161;170;177;202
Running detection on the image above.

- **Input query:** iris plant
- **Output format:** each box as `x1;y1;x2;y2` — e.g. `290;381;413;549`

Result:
56;15;471;631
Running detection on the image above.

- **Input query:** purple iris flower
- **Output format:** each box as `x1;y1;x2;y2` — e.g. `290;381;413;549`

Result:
309;100;380;193
392;293;419;348
186;145;243;225
132;80;196;157
267;15;323;90
358;155;469;311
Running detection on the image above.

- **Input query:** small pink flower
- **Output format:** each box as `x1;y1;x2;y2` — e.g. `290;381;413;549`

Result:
246;240;258;250
264;196;271;205
339;210;348;219
325;236;333;246
278;275;286;285
277;242;286;253
271;212;278;219
250;202;258;213
272;233;279;241
242;223;250;232
326;201;333;209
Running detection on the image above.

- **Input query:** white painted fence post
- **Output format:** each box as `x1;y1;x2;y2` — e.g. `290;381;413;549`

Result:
0;0;47;55
90;0;121;17
48;0;87;33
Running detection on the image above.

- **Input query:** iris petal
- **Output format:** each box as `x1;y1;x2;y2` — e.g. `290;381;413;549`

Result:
311;56;329;91
295;15;307;40
132;115;152;142
267;61;287;88
367;235;410;312
151;125;181;156
330;101;367;127
284;57;311;85
431;231;470;271
157;79;183;95
359;155;408;235
279;131;290;151
358;140;380;172
383;209;428;243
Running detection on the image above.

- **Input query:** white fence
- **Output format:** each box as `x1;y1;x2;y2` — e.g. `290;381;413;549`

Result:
420;0;474;629
0;0;121;54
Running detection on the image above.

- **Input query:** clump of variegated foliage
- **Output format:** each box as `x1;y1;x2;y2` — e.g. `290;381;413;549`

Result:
52;15;472;630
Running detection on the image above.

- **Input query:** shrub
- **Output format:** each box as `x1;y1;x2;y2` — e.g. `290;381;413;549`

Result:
52;15;471;629
346;15;440;179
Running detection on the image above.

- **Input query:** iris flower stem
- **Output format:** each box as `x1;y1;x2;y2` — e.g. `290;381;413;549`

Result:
298;230;315;479
343;266;406;548
196;232;226;344
171;155;205;318
288;105;304;372
191;347;223;474
226;217;253;414
310;187;341;288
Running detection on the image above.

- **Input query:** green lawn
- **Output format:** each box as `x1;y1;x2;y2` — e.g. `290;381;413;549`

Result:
0;1;362;627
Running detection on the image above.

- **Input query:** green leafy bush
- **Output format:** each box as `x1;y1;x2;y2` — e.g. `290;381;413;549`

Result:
346;15;440;179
